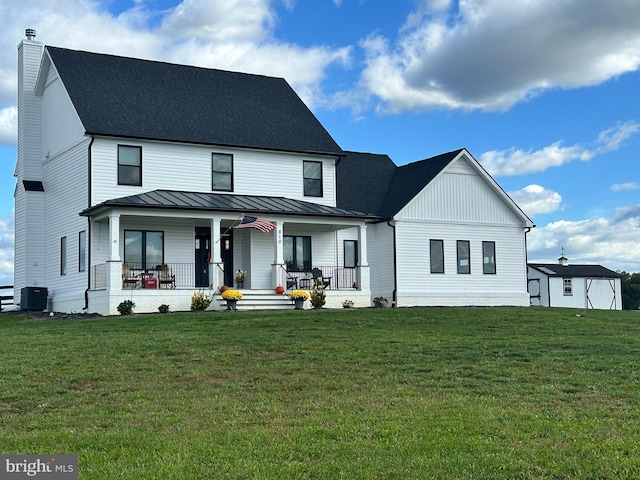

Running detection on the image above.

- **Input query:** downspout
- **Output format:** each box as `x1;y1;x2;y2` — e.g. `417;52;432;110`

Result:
387;220;397;308
83;136;95;311
524;226;531;304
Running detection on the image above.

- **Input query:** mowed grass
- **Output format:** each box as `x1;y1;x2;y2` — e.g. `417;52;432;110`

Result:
1;307;640;479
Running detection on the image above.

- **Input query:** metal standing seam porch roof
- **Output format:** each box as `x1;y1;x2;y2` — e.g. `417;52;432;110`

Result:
80;190;378;220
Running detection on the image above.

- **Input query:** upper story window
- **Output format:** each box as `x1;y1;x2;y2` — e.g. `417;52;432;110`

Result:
303;161;323;197
457;240;470;274
212;153;233;191
482;241;496;274
430;239;444;274
118;145;142;186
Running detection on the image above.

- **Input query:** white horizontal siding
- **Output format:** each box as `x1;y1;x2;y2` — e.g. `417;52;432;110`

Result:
43;141;90;311
369;223;395;301
91;138;337;207
394;220;528;306
41;66;85;157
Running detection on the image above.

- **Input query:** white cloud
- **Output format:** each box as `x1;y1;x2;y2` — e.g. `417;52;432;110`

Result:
0;107;16;146
0;0;353;146
611;182;640;192
508;184;562;217
359;0;640;113
479;121;639;176
0;212;14;286
527;202;640;272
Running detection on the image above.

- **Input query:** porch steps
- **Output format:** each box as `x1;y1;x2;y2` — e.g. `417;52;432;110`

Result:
214;290;295;311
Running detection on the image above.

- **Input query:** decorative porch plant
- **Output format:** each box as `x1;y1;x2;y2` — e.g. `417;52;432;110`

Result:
190;291;212;311
310;286;326;309
289;290;309;310
235;270;247;288
221;289;243;311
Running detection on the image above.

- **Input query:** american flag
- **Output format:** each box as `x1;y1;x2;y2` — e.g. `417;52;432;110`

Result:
234;215;276;233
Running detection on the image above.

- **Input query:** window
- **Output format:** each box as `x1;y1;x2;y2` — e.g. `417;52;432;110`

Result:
430;239;444;274
60;236;67;275
344;240;358;268
124;230;164;270
563;278;573;296
118;145;142;186
212;153;233;191
284;235;311;271
482;241;496;274
78;231;86;272
303;161;323;197
457;240;470;274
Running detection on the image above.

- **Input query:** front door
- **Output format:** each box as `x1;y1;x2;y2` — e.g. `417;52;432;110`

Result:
195;228;211;288
221;230;234;286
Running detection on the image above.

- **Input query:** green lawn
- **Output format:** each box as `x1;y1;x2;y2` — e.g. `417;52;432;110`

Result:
1;307;639;479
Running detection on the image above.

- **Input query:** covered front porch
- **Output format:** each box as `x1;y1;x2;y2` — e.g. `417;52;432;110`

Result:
82;191;375;315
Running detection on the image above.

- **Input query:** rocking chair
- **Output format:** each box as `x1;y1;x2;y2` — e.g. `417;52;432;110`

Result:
122;263;140;288
157;264;176;289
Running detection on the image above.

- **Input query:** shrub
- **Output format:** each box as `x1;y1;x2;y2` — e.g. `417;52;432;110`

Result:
373;296;388;308
310;287;326;309
158;304;170;314
190;291;211;311
117;299;135;315
342;299;354;309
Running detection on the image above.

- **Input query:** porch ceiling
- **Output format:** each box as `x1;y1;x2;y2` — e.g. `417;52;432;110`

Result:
81;189;378;220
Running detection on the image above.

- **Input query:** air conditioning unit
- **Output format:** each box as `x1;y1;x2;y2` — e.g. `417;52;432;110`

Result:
21;287;48;311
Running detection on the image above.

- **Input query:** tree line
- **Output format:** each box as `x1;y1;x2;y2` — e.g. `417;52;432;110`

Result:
620;271;640;310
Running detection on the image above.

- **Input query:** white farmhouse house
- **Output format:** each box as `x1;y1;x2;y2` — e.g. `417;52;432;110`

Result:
14;31;534;314
528;256;622;310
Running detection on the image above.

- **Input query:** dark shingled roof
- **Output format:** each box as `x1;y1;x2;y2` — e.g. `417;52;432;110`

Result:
337;149;462;218
528;263;621;278
45;46;343;156
80;190;376;220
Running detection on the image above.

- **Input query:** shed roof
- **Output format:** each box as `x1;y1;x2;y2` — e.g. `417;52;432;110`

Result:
528;263;621;278
44;46;343;156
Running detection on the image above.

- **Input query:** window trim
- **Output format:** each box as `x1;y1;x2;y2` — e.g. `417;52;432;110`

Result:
211;152;234;192
78;230;86;272
117;145;142;186
482;241;496;275
457;240;470;274
303;160;323;197
430;239;445;274
343;240;358;268
60;236;67;276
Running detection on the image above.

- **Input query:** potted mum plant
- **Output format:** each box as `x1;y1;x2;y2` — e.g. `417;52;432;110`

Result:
221;289;243;311
289;290;310;310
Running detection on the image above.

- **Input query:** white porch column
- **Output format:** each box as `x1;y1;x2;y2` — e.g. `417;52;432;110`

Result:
109;213;120;261
273;221;286;287
358;224;370;291
106;213;122;291
211;217;223;288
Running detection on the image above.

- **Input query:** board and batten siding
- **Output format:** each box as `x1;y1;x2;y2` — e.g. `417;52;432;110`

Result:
90;138;337;207
42;140;91;312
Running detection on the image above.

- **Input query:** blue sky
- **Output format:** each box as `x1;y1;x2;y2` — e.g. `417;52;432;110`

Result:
1;0;639;285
